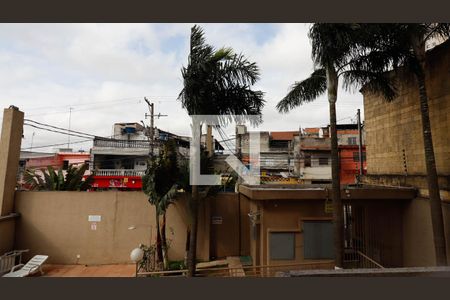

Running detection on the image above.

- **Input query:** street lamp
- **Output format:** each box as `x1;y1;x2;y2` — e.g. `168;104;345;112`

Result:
130;247;144;277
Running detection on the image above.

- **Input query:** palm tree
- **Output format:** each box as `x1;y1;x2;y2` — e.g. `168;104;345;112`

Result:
24;164;94;191
370;24;449;265
178;25;265;276
142;139;179;270
276;24;396;268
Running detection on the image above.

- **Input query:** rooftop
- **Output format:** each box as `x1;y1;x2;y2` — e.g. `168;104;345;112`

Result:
271;131;297;141
238;183;417;201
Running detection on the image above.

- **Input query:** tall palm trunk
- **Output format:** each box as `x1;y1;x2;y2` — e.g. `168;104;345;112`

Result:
411;35;448;266
327;66;344;268
187;186;199;276
187;124;202;277
161;212;169;270
155;210;163;268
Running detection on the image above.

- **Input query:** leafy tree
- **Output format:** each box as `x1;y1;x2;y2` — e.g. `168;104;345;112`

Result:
178;25;265;276
276;24;396;268
24;164;93;191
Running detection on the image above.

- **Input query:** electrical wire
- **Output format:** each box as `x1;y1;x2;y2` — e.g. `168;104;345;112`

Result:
24;119;97;138
24;123;95;139
21;139;93;150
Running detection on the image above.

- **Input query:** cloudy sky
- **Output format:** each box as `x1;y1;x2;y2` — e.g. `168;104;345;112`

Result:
0;23;364;152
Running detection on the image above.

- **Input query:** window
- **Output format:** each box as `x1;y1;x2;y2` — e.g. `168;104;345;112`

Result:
270;140;289;149
62;160;69;170
352;152;366;162
304;154;311;167
318;157;329;166
347;137;357;145
269;232;295;260
303;221;334;259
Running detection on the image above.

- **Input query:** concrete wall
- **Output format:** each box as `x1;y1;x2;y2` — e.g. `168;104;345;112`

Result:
209;193;239;259
363;41;450;178
246;198;333;267
302;166;332;180
0;108;24;256
361;41;450;266
13;191;202;265
402;198;450;266
0;217;16;255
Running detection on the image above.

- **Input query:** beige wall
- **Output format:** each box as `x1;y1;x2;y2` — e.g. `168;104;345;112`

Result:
209;193;239;259
402;198;450;266
363;41;450;178
13;191;197;265
0;217;16;255
256;199;333;266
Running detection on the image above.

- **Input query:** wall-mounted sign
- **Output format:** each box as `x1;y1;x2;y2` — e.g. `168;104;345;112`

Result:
88;215;101;222
211;216;223;225
91;222;97;230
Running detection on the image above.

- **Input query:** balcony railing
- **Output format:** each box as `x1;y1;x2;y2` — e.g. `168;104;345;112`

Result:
94;169;145;177
93;139;151;149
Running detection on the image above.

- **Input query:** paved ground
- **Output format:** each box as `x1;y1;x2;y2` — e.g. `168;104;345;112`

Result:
41;264;136;277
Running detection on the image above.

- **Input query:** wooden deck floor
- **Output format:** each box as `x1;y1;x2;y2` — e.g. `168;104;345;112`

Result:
41;264;136;277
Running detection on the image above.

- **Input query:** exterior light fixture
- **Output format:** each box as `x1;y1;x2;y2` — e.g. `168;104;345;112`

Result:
130;247;144;277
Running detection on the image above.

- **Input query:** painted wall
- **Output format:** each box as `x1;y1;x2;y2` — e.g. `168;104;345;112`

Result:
0;217;15;255
13;191;212;265
209;193;239;259
402;198;450;266
244;198;334;267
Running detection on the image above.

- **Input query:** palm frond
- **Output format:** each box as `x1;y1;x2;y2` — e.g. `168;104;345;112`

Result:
178;24;265;125
342;69;397;101
276;68;326;113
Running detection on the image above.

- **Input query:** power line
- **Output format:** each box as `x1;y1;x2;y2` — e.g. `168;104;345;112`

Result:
25;96;178;112
21;139;93;150
24;123;95;140
24;119;97;138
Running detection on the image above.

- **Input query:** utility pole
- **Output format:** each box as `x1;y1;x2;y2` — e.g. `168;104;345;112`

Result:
68;107;73;149
357;109;363;181
144;98;154;157
144;98;168;157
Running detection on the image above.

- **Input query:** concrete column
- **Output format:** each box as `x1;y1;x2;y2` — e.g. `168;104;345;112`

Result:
0;106;24;216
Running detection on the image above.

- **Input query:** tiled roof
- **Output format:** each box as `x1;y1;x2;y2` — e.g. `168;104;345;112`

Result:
271;131;297;140
304;128;320;134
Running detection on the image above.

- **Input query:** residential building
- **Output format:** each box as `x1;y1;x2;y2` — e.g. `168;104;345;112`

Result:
296;127;331;184
90;123;151;190
236;126;299;183
90;122;191;190
336;124;367;185
238;184;416;269
17;150;90;189
361;39;450;266
235;124;364;184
